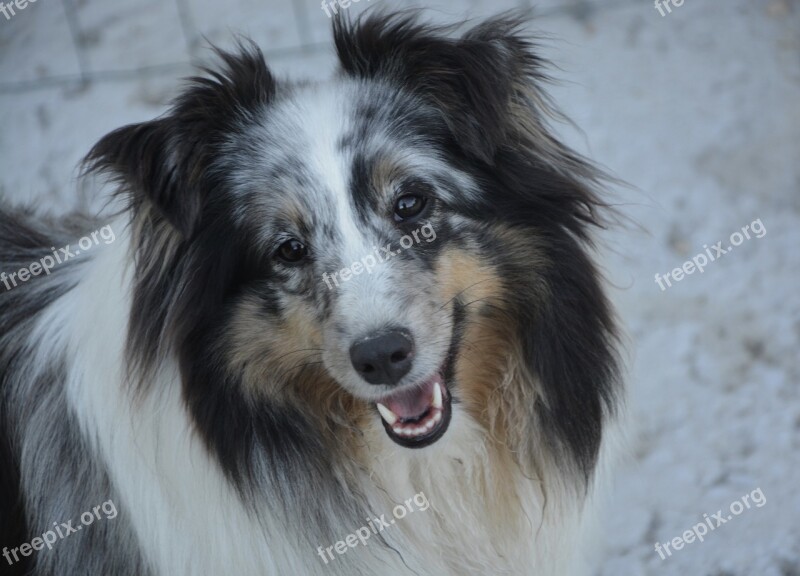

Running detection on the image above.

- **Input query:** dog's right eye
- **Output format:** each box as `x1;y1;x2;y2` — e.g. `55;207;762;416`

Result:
276;239;308;263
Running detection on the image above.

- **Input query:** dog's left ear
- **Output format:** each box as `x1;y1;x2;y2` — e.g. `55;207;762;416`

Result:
334;13;550;164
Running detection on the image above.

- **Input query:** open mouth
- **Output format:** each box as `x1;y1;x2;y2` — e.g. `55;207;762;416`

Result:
375;367;453;449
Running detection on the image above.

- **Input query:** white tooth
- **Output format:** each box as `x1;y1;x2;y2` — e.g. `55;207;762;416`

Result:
432;411;442;423
432;382;443;409
377;403;399;426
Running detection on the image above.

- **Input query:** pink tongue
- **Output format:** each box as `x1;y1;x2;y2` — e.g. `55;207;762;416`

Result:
381;376;437;420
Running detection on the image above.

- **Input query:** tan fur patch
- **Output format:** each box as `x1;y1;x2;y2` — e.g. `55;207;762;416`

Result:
435;246;509;430
370;156;402;194
226;295;370;452
429;236;564;535
435;232;550;477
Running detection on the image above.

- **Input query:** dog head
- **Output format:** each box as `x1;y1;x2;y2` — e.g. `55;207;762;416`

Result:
85;13;619;492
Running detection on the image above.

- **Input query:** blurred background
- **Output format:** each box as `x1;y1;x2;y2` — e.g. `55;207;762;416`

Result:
1;0;798;574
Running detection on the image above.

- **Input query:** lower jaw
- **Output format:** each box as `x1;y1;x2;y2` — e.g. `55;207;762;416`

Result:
380;387;453;449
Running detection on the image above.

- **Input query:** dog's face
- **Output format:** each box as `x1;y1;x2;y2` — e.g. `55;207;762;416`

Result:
87;14;619;485
220;80;500;448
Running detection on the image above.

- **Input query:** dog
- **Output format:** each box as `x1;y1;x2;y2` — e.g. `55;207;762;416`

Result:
0;12;623;576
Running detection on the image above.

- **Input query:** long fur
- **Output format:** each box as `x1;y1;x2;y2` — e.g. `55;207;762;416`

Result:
0;12;623;575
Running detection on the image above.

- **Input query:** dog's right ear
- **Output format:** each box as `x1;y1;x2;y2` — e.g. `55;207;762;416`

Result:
84;119;201;238
84;43;276;238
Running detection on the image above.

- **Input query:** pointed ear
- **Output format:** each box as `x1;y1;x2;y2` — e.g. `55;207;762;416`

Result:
83;43;276;238
334;14;550;164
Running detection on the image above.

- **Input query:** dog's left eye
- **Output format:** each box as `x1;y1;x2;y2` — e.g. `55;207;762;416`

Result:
276;239;308;263
393;182;431;222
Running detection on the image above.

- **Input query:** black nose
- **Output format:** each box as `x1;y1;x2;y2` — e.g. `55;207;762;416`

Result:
350;330;414;386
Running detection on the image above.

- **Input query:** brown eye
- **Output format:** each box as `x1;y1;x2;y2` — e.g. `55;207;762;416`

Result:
276;239;308;263
393;193;428;222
